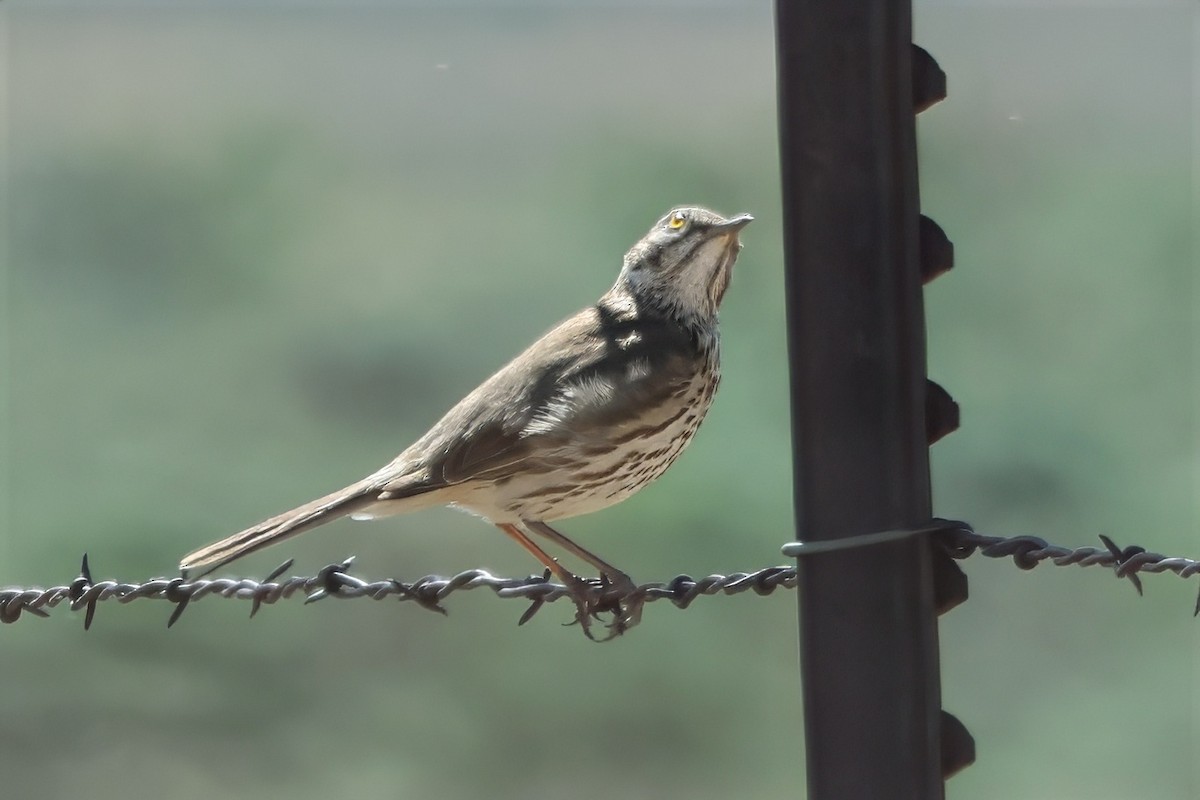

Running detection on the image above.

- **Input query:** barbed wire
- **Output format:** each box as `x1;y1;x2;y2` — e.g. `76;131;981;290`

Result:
1;521;1197;630
0;554;796;631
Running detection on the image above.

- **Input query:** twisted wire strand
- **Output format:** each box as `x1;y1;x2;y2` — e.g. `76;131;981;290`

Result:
0;554;797;629
1;525;1197;628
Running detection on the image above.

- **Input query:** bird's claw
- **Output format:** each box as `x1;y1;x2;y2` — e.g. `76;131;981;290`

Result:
561;572;643;642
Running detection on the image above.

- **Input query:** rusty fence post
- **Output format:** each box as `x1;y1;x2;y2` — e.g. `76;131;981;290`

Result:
774;1;973;797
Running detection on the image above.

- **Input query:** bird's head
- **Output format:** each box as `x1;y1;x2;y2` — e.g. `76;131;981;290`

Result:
616;206;753;325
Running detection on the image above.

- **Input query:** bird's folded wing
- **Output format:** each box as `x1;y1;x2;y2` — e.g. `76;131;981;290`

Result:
384;304;702;491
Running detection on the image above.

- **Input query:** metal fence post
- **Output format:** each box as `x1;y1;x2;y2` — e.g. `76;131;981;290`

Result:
774;1;972;797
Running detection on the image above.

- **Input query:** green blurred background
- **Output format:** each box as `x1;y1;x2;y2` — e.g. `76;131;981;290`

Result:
1;2;1195;798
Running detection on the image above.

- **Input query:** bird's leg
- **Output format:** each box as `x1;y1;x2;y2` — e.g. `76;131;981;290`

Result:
495;522;602;639
521;520;635;591
522;520;643;635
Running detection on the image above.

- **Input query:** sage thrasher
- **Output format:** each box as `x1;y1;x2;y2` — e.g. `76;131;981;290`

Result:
181;206;753;638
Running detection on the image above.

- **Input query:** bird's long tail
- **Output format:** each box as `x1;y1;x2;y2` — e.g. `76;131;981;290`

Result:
179;477;385;576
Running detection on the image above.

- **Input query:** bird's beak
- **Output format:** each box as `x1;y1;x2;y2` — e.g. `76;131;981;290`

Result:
708;213;754;237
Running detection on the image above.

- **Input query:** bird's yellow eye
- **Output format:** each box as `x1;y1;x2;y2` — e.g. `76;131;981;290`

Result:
667;212;687;230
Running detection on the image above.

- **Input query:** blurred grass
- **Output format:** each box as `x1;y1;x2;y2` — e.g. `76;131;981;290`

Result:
1;5;1196;800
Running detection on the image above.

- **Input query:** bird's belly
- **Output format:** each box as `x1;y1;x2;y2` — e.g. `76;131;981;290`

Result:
464;372;718;522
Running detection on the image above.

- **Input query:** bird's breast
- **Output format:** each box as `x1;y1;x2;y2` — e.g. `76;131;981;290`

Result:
466;362;720;523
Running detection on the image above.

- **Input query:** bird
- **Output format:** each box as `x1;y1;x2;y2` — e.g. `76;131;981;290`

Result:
180;206;752;638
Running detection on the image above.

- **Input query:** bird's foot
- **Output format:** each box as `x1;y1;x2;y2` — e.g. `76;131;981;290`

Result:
561;570;643;642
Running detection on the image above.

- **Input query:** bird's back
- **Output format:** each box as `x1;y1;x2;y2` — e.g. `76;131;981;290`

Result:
380;290;720;523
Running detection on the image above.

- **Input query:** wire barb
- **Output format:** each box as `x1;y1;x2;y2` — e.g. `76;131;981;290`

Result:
1;526;1197;628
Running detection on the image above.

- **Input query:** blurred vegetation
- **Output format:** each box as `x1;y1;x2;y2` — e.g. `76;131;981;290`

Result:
1;5;1195;800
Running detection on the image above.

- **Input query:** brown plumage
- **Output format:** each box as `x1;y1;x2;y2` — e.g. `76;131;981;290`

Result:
180;206;752;638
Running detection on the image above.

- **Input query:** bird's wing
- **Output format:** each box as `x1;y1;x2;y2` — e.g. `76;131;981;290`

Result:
381;302;703;492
